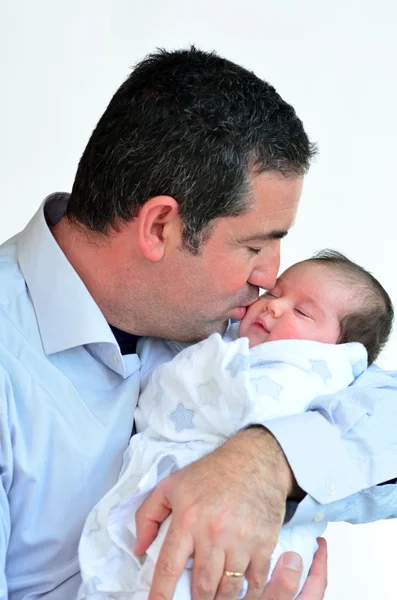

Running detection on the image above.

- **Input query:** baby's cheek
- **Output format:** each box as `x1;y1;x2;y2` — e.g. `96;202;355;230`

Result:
281;320;309;341
238;319;248;338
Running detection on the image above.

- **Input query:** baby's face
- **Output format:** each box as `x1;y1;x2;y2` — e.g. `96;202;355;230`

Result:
239;261;349;348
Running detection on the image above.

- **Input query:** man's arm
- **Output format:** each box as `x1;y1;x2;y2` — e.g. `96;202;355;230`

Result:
135;337;397;599
266;365;397;526
136;344;390;600
135;427;296;600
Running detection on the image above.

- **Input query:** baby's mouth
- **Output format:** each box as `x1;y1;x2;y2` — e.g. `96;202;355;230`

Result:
253;318;270;334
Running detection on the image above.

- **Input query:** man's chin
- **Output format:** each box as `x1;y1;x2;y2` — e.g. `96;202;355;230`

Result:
170;319;228;344
196;318;229;341
206;321;229;338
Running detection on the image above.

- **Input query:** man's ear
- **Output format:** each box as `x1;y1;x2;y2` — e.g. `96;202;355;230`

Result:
137;196;181;261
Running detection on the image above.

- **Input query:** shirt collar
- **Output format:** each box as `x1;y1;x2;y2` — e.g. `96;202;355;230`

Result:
17;193;118;357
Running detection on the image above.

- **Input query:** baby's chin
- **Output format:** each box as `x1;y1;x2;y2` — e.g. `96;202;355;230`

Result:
246;327;271;348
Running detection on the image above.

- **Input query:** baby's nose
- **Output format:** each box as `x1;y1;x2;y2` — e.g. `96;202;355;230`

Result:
268;299;282;318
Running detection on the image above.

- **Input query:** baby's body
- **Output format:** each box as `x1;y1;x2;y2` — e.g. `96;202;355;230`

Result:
77;252;393;600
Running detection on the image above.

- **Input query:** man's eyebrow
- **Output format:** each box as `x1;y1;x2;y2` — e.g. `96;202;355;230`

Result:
238;230;289;243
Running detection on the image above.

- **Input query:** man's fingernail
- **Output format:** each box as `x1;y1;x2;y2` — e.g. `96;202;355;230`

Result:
283;553;302;571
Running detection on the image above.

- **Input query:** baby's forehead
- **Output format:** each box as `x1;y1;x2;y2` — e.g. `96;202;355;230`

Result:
280;260;358;306
279;260;334;283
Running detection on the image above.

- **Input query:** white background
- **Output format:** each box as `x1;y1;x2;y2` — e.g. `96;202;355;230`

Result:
1;1;396;598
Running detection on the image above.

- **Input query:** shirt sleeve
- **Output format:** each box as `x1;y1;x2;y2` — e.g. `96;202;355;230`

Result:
0;366;13;599
265;364;397;507
287;481;397;529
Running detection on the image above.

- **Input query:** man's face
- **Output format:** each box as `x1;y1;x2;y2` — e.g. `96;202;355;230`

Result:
152;172;303;342
239;261;346;347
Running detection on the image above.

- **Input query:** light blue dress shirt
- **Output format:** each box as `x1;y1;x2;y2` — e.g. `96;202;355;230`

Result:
1;193;397;599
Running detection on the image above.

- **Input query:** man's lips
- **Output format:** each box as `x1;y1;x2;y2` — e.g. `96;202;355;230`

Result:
230;306;248;319
230;297;258;320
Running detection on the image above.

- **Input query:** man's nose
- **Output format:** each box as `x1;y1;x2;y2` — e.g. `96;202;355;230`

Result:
248;243;280;290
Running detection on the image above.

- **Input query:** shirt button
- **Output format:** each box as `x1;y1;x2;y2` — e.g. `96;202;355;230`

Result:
314;512;325;522
112;351;119;364
325;483;336;496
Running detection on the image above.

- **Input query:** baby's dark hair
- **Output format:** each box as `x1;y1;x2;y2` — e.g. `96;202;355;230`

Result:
307;250;394;364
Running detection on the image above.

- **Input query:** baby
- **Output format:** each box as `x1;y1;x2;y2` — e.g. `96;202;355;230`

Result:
77;250;394;600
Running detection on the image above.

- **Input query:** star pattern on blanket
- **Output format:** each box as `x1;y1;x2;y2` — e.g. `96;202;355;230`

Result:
310;359;332;383
169;403;196;433
85;509;101;538
197;378;221;408
226;353;250;377
251;375;282;399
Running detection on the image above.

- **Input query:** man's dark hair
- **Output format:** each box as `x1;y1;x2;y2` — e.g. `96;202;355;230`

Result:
67;47;316;252
308;250;394;364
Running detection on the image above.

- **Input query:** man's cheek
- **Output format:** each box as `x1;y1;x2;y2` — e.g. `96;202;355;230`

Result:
227;275;248;293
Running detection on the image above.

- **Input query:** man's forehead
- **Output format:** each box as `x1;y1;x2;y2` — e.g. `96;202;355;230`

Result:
246;173;301;222
251;170;303;197
209;172;301;242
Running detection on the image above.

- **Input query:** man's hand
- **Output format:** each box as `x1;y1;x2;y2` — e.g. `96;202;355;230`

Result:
135;427;296;600
297;538;328;600
259;538;327;600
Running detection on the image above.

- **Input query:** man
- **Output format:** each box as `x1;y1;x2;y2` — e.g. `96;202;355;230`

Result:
1;48;396;600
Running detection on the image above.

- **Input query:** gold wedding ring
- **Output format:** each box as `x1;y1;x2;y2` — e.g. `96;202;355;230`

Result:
224;570;245;578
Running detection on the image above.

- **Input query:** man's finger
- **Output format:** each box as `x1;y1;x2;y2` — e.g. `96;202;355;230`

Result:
297;538;327;600
134;484;172;556
244;550;271;599
191;544;225;600
213;549;250;600
148;525;194;600
259;552;303;600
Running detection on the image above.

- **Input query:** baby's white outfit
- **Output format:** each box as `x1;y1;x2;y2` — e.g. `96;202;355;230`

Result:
77;330;367;599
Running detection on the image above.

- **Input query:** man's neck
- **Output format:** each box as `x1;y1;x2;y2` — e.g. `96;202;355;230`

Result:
51;217;130;326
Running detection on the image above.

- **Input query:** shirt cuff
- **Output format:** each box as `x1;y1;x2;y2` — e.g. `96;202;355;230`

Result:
264;411;368;504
